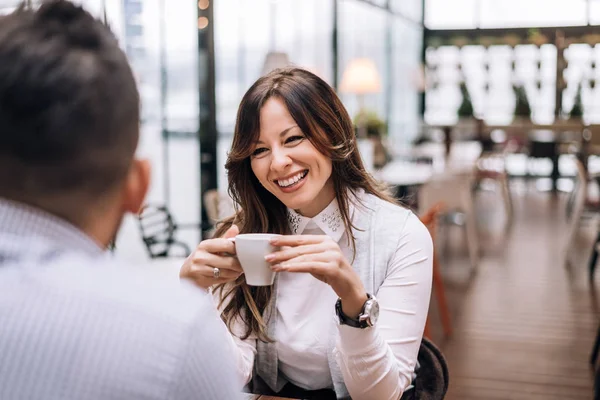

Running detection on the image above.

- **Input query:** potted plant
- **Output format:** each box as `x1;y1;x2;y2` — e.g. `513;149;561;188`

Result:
513;84;532;123
450;36;470;48
569;84;584;121
353;109;387;171
457;82;475;120
502;34;521;48
455;81;478;142
353;109;386;138
527;29;549;47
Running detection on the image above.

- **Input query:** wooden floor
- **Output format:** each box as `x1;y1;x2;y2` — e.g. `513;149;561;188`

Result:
428;180;599;399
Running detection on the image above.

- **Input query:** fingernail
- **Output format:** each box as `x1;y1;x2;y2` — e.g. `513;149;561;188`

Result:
272;264;284;271
264;254;275;262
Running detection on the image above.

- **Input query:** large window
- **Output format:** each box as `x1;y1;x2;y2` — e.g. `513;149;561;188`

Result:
426;0;589;29
389;18;423;148
338;1;388;119
339;0;423;147
214;0;334;189
213;0;424;187
214;0;334;137
115;0;201;254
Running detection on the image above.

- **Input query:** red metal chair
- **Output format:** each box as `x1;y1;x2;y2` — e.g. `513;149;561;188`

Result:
420;203;452;339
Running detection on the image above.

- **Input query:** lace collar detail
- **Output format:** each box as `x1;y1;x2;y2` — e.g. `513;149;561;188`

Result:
286;198;344;242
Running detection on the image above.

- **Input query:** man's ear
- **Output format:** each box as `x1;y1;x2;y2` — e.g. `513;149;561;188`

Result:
121;158;151;215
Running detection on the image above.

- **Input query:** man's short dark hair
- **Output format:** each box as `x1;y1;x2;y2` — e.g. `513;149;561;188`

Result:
0;0;139;202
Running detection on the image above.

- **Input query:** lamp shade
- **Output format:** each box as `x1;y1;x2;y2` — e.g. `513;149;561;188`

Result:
262;51;291;75
340;58;381;94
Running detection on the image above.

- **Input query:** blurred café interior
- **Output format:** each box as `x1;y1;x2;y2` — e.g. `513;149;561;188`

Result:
8;0;600;398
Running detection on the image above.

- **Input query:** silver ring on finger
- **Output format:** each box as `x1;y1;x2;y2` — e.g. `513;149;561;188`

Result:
213;267;221;279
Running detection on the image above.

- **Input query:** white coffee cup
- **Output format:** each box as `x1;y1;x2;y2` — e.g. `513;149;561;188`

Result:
231;233;281;286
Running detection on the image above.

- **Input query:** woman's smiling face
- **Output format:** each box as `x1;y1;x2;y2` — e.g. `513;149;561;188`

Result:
250;97;335;218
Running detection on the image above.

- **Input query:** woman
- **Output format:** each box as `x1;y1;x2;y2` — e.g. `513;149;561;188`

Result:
180;68;433;400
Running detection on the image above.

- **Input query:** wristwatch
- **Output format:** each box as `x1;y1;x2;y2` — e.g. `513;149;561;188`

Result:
335;293;379;329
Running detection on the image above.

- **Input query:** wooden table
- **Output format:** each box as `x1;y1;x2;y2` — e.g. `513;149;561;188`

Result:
376;160;434;188
375;160;434;207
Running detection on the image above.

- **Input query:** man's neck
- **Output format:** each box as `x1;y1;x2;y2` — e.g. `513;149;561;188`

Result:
0;197;108;256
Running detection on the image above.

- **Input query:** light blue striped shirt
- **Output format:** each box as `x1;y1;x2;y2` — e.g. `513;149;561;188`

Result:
0;198;241;400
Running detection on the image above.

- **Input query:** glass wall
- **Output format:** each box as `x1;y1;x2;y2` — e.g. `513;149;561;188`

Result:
213;0;335;189
389;0;424;149
337;0;424;149
215;0;424;178
426;0;589;29
214;0;334;136
82;0;201;259
338;1;388;120
0;0;425;254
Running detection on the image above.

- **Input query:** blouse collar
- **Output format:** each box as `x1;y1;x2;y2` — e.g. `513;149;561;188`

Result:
286;197;346;242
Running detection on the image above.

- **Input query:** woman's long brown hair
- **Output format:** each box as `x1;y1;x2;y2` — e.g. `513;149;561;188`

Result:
214;67;397;342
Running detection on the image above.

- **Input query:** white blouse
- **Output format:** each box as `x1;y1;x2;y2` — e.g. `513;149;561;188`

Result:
215;195;433;399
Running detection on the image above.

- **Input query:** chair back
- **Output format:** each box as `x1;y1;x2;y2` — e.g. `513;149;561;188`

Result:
564;156;588;263
566;156;587;221
401;337;449;400
418;171;474;215
137;204;191;258
203;189;236;226
420;203;444;229
419;202;444;246
448;140;482;166
204;190;221;226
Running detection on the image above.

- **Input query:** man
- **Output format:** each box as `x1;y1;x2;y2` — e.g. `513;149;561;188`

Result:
0;1;240;399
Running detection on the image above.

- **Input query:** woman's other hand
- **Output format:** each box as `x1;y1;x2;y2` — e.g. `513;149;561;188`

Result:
179;224;243;289
266;235;368;318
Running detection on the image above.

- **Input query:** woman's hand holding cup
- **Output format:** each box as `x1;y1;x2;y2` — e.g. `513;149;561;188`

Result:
179;224;243;289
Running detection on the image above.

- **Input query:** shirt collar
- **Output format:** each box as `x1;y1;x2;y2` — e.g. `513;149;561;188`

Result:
286;197;345;242
0;197;106;257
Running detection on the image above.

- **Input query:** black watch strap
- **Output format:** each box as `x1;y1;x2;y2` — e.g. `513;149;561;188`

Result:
335;294;371;329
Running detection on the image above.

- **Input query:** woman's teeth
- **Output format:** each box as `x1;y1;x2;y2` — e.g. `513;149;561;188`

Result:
277;170;307;188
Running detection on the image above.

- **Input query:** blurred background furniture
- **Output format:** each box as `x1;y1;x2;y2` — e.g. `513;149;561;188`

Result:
137;205;198;258
583;171;600;280
475;144;514;233
421;203;452;339
203;189;236;237
563;155;600;273
419;170;479;270
376;160;433;208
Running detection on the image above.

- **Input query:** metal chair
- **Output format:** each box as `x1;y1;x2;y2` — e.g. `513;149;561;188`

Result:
584;172;600;280
421;203;452;339
419;170;480;271
401;337;449;400
564;156;596;270
137;204;191;258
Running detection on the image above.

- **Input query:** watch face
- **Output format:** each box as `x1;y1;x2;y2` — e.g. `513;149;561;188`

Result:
363;298;380;326
370;300;380;325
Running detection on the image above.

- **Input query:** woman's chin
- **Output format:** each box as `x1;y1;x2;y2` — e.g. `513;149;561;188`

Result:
280;200;308;212
278;195;313;214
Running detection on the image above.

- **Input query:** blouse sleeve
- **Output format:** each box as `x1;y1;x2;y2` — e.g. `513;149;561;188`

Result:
334;212;433;400
211;288;257;387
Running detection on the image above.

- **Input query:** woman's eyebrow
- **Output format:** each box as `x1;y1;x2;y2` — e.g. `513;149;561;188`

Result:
254;125;298;144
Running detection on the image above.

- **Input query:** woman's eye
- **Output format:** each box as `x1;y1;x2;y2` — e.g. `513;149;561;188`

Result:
252;147;268;157
285;135;305;144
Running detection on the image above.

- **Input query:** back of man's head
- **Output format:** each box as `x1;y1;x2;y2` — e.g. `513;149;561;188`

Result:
0;1;140;217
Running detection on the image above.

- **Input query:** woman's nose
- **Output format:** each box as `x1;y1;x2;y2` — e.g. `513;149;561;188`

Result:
270;148;292;172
